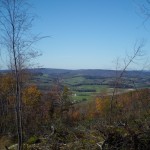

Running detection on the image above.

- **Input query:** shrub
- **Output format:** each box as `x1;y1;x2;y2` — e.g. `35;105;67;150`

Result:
27;136;39;145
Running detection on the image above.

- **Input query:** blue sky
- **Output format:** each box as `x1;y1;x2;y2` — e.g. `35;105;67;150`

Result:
30;0;150;69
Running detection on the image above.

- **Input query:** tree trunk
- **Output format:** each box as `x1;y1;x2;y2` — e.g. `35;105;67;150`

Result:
14;70;23;150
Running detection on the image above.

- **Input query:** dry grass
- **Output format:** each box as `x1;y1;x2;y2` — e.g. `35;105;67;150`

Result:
0;136;12;150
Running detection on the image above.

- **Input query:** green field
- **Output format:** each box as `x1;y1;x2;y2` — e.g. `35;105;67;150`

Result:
29;73;150;102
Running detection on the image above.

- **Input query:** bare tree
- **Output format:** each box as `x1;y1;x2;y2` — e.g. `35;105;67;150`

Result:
109;41;145;124
0;0;42;149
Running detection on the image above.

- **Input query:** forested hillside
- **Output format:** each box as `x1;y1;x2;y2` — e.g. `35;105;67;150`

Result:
0;71;150;149
0;0;150;150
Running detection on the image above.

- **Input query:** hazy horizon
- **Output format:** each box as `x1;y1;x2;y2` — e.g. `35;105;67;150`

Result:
1;67;150;71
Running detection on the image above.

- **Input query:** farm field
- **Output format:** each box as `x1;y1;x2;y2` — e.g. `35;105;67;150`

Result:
29;68;150;102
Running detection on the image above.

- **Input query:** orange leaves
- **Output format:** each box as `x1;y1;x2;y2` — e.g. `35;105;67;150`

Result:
57;89;150;123
22;85;41;106
71;110;80;121
95;97;110;115
95;97;103;112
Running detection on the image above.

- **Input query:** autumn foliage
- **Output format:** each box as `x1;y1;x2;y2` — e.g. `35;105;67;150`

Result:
0;73;150;150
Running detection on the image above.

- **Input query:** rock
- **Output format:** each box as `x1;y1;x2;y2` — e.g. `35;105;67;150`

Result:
8;144;18;150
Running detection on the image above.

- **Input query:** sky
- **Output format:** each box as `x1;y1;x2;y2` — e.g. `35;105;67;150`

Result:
1;0;150;70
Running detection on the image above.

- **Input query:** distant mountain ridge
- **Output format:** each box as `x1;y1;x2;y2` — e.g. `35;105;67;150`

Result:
29;68;150;78
1;68;150;78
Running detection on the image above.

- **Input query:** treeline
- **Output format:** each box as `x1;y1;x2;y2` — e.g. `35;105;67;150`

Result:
0;73;150;149
75;89;96;92
0;74;73;138
70;88;150;149
71;83;134;89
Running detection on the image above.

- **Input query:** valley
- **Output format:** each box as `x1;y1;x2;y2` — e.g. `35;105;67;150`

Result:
29;68;150;102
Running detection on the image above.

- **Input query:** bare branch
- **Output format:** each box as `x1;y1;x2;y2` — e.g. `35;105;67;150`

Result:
110;41;145;124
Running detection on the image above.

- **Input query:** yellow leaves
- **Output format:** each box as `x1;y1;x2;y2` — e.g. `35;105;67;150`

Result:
95;97;102;112
62;86;71;98
0;74;15;105
0;75;14;95
95;97;110;113
22;85;41;106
